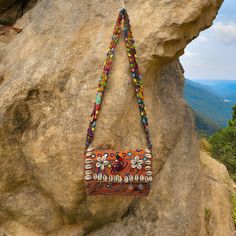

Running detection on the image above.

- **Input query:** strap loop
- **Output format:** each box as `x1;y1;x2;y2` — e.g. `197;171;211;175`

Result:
120;0;125;9
85;9;152;152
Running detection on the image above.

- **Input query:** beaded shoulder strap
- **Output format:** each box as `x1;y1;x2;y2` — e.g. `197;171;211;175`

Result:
85;8;152;152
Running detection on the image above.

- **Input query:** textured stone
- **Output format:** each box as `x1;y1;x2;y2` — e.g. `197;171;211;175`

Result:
0;0;234;235
199;151;234;236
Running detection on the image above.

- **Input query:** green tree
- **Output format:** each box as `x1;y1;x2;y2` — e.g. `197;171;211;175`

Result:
209;105;236;181
229;105;236;127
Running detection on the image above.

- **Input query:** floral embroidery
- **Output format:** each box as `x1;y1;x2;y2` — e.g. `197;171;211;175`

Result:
96;155;109;170
131;156;143;169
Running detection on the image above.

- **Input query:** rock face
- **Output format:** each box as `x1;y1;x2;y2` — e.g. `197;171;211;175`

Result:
0;0;234;235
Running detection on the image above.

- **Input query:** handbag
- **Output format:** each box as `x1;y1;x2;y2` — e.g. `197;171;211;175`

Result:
84;8;153;196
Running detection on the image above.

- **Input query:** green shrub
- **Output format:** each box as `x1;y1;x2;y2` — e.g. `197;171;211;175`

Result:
209;105;236;181
230;193;236;227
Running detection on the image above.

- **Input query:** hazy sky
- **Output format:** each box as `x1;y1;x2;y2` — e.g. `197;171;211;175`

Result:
180;0;236;80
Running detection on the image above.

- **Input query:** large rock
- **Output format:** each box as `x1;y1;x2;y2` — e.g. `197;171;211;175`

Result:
0;0;234;235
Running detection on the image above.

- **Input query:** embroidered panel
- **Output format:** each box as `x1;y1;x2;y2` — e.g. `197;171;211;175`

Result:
84;148;152;196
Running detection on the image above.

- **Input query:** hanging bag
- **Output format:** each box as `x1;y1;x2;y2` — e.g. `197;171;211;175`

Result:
84;8;153;196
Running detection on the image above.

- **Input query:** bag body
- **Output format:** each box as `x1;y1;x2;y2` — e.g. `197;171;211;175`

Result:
85;148;152;196
84;8;153;196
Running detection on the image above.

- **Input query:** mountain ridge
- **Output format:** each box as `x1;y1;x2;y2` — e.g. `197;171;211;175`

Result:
184;79;233;129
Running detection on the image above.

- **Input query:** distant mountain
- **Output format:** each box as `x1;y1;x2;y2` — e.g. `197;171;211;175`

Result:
184;79;233;129
229;93;236;103
212;84;236;99
193;80;236;102
192;109;220;135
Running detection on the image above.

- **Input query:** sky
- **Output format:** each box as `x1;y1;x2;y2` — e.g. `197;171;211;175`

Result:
180;0;236;80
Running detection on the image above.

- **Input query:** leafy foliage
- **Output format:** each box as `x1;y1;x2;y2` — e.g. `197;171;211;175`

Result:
204;207;212;234
230;193;236;227
209;105;236;181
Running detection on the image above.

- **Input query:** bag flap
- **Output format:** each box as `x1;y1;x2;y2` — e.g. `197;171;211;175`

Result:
84;149;153;183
